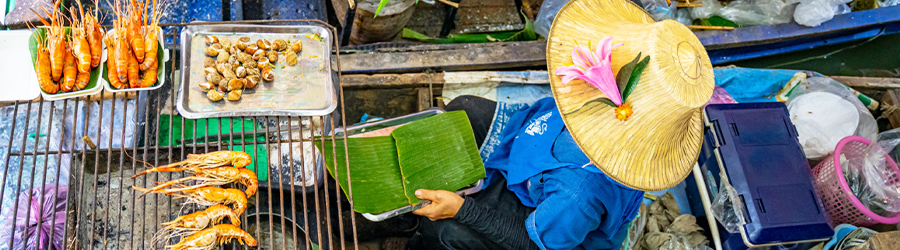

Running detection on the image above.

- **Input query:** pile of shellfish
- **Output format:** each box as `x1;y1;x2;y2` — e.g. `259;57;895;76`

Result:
201;35;302;101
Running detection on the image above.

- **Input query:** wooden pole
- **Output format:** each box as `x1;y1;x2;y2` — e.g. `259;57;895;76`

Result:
686;25;735;30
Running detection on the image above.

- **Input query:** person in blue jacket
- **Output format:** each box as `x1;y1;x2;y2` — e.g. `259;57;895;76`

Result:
406;0;716;248
407;96;643;250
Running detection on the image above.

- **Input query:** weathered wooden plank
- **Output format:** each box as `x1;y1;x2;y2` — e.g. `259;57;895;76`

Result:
417;87;432;111
340;71;550;88
831;76;900;89
443;71;548;84
339;41;547;74
341;73;445;88
456;0;524;34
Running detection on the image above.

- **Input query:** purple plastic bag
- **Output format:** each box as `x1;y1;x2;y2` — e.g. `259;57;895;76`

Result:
706;85;738;106
0;185;67;250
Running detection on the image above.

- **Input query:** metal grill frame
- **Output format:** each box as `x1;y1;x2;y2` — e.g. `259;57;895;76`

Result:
0;19;361;250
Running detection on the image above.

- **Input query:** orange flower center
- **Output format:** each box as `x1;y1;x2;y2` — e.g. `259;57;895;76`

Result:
615;104;633;121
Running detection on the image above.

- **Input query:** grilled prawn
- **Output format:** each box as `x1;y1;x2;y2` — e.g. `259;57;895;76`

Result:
166;224;257;250
134;166;258;197
132;151;252;177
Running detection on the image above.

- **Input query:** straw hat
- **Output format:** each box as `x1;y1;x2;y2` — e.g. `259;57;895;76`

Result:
547;0;714;191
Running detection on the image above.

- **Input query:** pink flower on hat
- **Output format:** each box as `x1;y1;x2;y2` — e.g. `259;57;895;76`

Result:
555;36;624;106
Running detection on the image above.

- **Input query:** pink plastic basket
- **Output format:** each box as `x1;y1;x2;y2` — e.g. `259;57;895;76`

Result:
812;136;900;226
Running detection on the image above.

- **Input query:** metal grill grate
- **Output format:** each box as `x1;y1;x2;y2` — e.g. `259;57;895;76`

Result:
0;20;360;250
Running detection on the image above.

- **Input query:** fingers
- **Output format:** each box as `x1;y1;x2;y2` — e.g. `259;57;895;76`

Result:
415;189;439;201
412;204;436;217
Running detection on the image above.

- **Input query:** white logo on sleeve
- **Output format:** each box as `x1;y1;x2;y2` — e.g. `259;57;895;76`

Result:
525;112;552;136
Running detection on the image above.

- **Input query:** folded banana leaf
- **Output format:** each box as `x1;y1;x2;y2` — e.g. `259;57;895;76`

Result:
315;111;485;214
393;111;486;205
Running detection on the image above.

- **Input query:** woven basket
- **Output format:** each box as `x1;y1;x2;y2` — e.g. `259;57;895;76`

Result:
812;136;900;226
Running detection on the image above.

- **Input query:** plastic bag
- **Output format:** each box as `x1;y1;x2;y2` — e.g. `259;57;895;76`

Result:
842;128;900;215
675;8;693;26
711;172;746;234
534;0;569;38
705;85;738;106
720;0;796;26
691;0;794;26
787;77;877;160
881;0;900;7
0;185;67;250
793;0;852;27
642;0;678;21
690;0;723;19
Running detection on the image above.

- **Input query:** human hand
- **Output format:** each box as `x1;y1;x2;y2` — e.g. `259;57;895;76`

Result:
412;189;464;221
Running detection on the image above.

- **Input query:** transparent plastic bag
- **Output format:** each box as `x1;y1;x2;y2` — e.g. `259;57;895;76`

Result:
842;128;900;216
881;0;900;6
793;0;851;27
691;0;794;26
690;0;724;19
675;8;693;25
711;172;746;234
787;77;877;160
719;0;796;26
534;0;569;38
643;0;678;21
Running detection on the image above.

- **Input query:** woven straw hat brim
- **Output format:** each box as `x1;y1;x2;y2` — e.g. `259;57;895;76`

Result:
547;0;715;191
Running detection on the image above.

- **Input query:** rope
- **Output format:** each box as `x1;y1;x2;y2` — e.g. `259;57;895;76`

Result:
879;104;900;120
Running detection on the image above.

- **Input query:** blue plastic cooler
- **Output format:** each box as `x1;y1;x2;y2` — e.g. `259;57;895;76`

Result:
688;103;834;249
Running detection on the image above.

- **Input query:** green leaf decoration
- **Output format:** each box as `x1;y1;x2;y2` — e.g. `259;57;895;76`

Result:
316;136;409;214
375;0;390;18
615;52;641;97
29;27;102;95
392;111;485;205
564;97;617;115
315;111;485;214
622;56;650;101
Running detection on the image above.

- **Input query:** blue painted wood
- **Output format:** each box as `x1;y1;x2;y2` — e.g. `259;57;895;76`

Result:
700;6;900;64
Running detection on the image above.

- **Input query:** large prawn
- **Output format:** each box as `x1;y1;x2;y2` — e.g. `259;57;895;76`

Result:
70;2;92;73
126;0;145;63
106;34;125;89
133;186;248;216
140;0;168;71
61;46;77;92
151;205;240;247
127;43;140;88
112;6;129;83
84;0;103;68
32;1;65;82
28;23;58;94
166;224;257;250
132;151;252;178
134;166;258;197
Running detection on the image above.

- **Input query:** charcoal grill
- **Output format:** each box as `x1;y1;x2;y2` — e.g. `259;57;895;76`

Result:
0;20;362;250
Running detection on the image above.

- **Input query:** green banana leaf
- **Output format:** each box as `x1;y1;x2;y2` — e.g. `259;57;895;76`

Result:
392;111;485;205
315;111;486;214
696;16;741;28
316;136;409;214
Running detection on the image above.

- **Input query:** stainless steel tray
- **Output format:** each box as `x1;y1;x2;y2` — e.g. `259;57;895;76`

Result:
177;24;336;119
